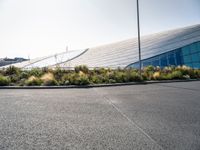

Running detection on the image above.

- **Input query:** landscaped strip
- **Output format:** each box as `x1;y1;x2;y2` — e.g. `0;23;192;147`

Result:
0;65;200;86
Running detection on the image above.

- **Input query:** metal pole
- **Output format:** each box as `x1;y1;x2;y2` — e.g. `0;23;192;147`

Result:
136;0;142;76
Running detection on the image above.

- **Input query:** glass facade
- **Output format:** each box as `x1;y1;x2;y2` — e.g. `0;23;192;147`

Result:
128;41;200;69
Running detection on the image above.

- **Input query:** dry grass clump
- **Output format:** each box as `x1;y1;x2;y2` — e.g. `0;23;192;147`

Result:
40;73;58;86
25;76;42;86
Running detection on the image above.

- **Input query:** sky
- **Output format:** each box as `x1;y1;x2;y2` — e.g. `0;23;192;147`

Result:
0;0;200;58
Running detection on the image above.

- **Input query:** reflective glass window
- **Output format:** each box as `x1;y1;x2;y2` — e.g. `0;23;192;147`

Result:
183;55;192;63
152;59;160;67
197;42;200;51
168;53;176;65
160;55;168;67
175;49;183;65
143;61;151;67
182;46;190;55
191;53;200;62
193;63;200;69
185;63;193;68
190;43;198;54
132;63;139;69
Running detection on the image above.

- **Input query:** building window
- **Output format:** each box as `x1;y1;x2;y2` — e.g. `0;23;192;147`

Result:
182;46;190;56
168;52;176;65
191;53;200;62
152;58;160;67
143;61;151;67
183;55;192;63
160;55;168;67
193;63;200;69
175;49;183;65
190;43;198;54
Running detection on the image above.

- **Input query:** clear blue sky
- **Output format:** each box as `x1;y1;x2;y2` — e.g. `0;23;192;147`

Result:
0;0;200;58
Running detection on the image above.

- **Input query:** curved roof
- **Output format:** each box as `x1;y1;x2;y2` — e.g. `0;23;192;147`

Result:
2;24;200;69
58;24;200;68
1;49;87;69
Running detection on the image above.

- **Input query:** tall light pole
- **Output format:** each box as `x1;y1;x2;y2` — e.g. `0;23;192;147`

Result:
136;0;142;76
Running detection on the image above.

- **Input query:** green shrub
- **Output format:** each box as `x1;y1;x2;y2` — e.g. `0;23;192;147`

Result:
194;70;200;78
114;72;127;83
25;76;42;86
62;73;77;85
143;66;155;80
74;65;89;74
94;67;107;75
144;65;155;72
159;73;173;80
19;71;29;79
9;75;20;83
90;75;103;84
5;66;20;76
53;67;67;81
109;79;116;83
76;74;90;85
171;71;183;79
0;75;10;86
28;68;43;77
127;70;141;81
163;66;173;74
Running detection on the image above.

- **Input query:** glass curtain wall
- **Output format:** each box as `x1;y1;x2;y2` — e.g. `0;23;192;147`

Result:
128;41;200;69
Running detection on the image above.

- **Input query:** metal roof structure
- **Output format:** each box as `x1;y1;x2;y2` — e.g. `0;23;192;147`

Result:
1;24;200;69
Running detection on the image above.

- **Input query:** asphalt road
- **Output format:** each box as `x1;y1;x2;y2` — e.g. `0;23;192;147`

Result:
0;81;200;150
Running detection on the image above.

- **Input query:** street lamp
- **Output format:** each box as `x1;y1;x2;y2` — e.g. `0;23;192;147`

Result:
136;0;142;77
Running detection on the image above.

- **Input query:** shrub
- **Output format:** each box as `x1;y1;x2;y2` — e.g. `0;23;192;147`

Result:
25;76;42;86
171;71;183;79
176;65;191;75
19;71;29;79
90;75;102;84
9;75;20;83
194;70;200;78
61;73;77;85
5;66;20;76
64;72;90;85
114;71;127;83
143;66;155;80
0;75;10;86
109;79;116;83
144;65;155;72
53;67;67;81
126;70;141;82
74;65;89;74
40;73;58;86
40;72;53;81
28;68;43;77
76;74;90;85
94;67;107;75
62;73;90;85
42;67;53;73
159;73;173;80
163;66;173;74
153;72;161;80
43;79;58;86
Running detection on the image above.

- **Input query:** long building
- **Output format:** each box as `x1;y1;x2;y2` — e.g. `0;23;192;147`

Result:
1;24;200;69
0;57;28;67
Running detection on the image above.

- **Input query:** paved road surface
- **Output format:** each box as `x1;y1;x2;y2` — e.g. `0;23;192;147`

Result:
0;81;200;150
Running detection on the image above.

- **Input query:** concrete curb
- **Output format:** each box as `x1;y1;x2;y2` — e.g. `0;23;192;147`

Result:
0;79;199;89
